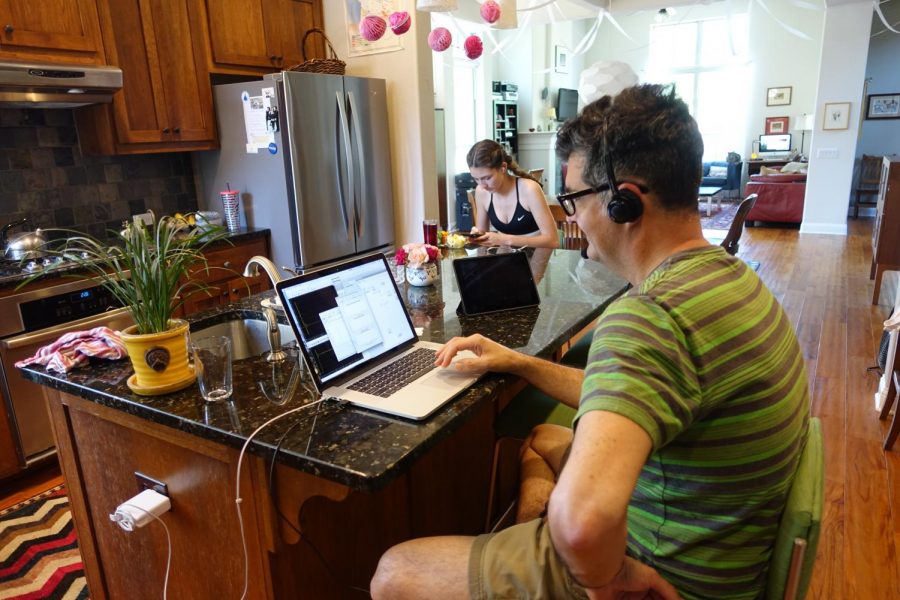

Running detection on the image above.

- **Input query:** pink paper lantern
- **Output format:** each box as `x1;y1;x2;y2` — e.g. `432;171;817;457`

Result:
428;27;452;52
360;15;386;42
480;0;501;24
464;35;483;60
389;11;411;35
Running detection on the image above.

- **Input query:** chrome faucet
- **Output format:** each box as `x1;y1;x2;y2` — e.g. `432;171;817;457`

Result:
261;305;287;362
243;255;290;360
242;256;286;309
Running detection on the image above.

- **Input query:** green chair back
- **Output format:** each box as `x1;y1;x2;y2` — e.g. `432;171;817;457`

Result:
765;417;824;600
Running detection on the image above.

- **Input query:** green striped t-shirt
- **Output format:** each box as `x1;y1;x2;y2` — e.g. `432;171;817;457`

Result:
575;245;809;600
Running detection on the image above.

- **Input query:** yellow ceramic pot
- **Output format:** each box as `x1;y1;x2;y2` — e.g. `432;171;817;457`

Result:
120;319;195;395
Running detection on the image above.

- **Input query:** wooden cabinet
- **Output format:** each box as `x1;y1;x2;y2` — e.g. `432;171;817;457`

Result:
179;235;271;316
870;157;900;304
75;0;217;155
199;0;324;74
493;100;518;159
0;0;105;64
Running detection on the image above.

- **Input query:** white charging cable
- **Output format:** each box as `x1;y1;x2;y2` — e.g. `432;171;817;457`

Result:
109;490;172;600
235;398;325;600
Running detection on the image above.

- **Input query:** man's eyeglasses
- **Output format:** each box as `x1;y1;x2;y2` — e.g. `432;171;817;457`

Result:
556;184;610;217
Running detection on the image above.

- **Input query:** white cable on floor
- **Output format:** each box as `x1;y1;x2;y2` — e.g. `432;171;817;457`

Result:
235;398;325;600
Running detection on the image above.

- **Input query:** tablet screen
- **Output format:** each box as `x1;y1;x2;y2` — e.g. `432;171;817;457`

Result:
452;252;541;315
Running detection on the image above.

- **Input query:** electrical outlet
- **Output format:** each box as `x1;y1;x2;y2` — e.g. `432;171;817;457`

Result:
817;148;839;159
135;472;169;497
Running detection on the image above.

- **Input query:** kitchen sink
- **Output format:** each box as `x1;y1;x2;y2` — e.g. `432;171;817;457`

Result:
190;316;296;361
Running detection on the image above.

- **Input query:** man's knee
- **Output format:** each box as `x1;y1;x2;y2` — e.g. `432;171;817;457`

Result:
522;424;573;471
371;543;413;599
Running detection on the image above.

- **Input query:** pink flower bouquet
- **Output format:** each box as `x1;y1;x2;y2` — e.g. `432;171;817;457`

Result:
395;243;439;268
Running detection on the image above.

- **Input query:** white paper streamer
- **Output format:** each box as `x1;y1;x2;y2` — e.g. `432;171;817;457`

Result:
874;0;900;35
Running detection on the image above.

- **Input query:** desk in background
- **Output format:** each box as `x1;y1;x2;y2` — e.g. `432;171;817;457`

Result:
747;158;791;176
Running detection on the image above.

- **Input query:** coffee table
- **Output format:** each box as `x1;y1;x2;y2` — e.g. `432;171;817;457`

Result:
699;186;723;217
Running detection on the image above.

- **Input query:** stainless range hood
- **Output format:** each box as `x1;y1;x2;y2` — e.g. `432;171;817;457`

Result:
0;61;123;108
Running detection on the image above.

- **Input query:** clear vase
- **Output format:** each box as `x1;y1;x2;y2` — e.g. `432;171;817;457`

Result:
405;262;438;287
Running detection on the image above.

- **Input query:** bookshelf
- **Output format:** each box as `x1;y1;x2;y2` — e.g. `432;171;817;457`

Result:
493;100;518;159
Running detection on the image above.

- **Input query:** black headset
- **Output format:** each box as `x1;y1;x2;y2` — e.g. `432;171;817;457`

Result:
603;119;644;224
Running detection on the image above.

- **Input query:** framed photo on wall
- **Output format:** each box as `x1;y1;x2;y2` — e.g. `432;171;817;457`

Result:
866;93;900;120
555;46;569;74
766;86;792;106
823;102;851;130
765;116;789;135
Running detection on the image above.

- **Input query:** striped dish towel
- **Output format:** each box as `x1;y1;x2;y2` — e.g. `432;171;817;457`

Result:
15;327;128;374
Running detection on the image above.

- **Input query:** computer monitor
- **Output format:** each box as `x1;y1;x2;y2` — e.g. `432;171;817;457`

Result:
556;88;579;122
759;133;792;155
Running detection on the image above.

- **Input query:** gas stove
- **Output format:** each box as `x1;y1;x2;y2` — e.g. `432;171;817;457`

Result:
0;253;91;277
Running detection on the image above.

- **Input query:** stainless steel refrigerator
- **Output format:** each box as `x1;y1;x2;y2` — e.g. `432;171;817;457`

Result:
197;71;394;272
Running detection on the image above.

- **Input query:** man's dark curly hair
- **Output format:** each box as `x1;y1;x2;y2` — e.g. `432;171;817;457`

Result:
555;84;704;212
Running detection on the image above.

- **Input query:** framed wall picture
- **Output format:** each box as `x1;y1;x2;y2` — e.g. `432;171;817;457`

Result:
766;86;792;106
554;46;569;74
823;102;851;130
866;93;900;120
765;116;789;135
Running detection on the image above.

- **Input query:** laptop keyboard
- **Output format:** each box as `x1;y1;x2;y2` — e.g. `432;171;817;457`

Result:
348;347;438;398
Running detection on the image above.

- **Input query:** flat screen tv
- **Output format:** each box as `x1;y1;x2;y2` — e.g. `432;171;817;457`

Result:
556;88;579;122
758;133;792;154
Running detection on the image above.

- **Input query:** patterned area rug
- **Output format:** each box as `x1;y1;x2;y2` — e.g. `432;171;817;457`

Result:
0;485;88;599
699;199;740;230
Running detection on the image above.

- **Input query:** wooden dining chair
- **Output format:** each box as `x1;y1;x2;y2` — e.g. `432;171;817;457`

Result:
549;204;586;250
466;189;478;227
719;193;758;256
528;168;545;189
853;154;883;218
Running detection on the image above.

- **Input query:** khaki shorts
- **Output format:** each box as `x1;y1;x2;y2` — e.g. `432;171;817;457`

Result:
468;518;588;600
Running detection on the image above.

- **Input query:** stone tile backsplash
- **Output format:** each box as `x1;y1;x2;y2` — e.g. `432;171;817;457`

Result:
0;108;198;241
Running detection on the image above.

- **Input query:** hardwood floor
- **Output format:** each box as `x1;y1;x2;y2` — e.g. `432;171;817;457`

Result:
0;219;897;597
740;219;899;599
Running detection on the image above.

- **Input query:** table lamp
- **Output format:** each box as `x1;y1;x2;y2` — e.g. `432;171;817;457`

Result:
793;114;814;161
545;106;557;130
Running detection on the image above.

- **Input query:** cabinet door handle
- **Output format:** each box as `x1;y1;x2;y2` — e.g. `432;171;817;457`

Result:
162;127;170;134
270;55;278;62
223;261;232;269
276;55;283;63
173;127;180;134
3;24;13;34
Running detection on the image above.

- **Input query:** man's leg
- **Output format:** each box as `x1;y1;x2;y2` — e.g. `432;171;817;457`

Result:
371;535;474;599
516;424;574;523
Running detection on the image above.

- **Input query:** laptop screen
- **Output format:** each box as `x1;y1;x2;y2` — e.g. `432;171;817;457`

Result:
277;254;416;387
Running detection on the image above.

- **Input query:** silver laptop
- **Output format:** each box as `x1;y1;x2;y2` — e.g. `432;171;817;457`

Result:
275;253;479;420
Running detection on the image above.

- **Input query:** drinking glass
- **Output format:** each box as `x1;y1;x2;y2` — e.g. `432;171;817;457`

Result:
192;336;233;402
423;219;438;245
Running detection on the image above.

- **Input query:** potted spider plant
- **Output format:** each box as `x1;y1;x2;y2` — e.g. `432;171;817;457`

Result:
37;213;231;395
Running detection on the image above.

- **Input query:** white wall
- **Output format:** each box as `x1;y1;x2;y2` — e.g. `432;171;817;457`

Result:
801;2;873;235
322;0;437;246
857;2;900;158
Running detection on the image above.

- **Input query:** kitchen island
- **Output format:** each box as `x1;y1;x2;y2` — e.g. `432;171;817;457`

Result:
20;247;626;599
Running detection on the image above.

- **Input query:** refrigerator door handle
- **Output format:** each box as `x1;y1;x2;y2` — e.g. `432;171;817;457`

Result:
347;91;367;238
335;91;353;240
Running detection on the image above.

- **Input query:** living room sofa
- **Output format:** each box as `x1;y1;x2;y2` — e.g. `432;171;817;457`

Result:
744;173;807;224
701;161;742;196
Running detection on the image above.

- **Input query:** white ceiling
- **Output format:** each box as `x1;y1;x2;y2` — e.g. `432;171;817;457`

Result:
453;0;728;26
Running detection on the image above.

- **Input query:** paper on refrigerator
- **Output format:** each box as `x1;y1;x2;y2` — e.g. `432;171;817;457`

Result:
241;87;278;153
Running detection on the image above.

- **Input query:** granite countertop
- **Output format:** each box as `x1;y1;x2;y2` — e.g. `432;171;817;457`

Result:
19;247;627;492
0;227;270;290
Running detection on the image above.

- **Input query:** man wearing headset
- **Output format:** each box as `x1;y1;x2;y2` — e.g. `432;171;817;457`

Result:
371;84;809;600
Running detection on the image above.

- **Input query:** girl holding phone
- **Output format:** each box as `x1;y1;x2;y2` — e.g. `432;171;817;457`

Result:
466;140;559;249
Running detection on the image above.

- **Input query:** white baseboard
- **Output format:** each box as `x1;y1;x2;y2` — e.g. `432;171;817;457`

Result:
799;222;848;235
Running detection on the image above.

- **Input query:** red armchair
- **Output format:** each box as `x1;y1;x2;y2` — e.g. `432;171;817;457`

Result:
744;173;806;224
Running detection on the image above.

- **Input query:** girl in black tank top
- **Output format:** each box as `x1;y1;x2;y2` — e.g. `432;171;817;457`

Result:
465;139;560;249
